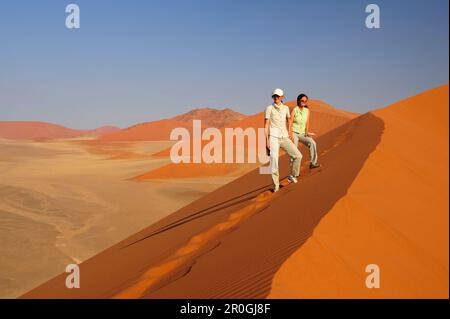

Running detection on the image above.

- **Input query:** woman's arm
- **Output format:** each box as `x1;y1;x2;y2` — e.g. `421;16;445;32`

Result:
264;119;270;149
306;109;311;136
288;108;295;139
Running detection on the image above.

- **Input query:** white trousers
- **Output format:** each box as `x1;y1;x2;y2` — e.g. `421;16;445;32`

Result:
270;136;302;188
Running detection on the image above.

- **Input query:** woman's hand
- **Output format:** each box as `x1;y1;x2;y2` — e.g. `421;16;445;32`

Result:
289;134;294;142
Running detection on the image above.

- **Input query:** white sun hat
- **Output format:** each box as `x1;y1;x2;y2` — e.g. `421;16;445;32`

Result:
272;88;284;97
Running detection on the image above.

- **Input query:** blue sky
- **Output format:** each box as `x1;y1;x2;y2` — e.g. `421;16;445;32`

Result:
0;0;448;129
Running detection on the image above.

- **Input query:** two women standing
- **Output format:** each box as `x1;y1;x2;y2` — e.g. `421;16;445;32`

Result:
265;89;321;193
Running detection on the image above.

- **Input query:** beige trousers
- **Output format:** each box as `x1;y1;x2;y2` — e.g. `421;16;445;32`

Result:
293;132;318;165
269;136;302;188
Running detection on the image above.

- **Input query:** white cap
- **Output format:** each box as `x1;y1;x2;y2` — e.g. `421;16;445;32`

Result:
272;88;284;97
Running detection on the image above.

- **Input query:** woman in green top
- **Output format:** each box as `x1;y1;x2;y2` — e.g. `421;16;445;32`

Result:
289;94;321;169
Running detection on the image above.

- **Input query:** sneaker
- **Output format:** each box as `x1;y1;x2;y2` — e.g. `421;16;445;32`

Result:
287;175;298;184
273;185;280;193
310;163;321;169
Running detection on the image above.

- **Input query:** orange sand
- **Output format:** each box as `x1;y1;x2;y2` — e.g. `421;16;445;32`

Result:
20;96;378;298
21;85;447;299
269;84;449;298
133;163;256;180
99;119;191;142
172;108;245;128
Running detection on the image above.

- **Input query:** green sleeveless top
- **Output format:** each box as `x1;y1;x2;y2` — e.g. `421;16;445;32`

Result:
292;106;309;134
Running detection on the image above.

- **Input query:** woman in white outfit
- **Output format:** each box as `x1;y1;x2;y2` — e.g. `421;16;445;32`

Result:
264;89;303;193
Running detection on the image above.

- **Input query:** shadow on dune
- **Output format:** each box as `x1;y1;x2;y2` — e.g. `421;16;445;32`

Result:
121;183;274;247
21;112;384;299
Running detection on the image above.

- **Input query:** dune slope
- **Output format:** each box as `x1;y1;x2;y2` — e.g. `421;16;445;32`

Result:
269;84;449;299
22;85;447;299
21;103;380;298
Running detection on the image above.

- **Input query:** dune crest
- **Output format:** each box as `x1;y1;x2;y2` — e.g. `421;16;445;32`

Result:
269;84;449;298
172;108;245;128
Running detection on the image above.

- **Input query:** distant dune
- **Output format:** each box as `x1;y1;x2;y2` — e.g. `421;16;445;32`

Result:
0;122;82;140
21;85;448;299
0;122;120;140
172;107;245;128
89;125;121;136
99;119;191;142
100;108;245;142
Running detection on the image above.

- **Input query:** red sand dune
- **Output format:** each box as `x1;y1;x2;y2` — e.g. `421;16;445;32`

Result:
100;108;244;142
99;119;191;142
269;84;449;298
0;122;120;140
21;85;448;299
173;107;245;128
89;125;121;136
0;122;82;140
